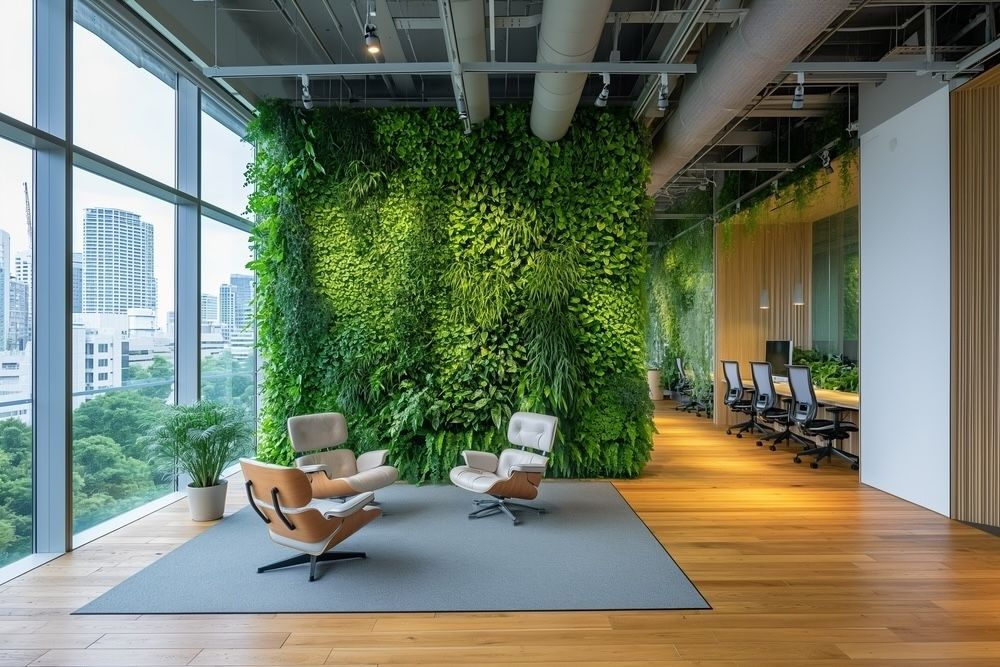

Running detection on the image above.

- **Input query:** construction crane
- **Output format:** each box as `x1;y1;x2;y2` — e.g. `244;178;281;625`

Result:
22;181;32;257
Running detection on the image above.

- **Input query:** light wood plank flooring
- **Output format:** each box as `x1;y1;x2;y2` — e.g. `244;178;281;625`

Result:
2;405;1000;666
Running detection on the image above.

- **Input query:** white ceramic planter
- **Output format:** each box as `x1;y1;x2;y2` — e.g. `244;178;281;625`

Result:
647;369;662;401
187;480;228;521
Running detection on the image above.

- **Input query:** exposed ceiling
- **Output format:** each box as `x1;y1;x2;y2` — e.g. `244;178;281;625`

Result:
123;0;1000;202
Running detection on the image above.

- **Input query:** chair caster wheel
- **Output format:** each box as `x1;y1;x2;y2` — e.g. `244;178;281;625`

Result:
810;462;819;469
756;441;763;447
736;433;743;439
851;463;859;471
794;457;802;464
726;429;732;435
769;445;776;452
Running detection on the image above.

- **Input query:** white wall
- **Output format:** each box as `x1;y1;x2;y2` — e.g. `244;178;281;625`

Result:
859;75;950;516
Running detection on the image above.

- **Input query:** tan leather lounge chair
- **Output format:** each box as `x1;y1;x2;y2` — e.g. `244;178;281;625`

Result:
240;458;381;581
287;412;399;500
449;411;559;525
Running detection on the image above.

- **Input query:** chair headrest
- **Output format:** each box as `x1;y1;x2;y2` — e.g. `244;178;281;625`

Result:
287;412;348;453
507;412;559;453
239;458;314;508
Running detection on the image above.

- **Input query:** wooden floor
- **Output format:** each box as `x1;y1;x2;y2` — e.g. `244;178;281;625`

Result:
3;405;1000;666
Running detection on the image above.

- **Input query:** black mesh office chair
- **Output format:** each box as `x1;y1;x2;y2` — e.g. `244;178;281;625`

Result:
674;357;707;416
786;365;859;470
750;361;814;451
721;360;763;438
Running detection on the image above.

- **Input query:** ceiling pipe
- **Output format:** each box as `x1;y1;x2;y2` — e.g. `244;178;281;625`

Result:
449;0;490;123
529;0;613;142
647;0;851;194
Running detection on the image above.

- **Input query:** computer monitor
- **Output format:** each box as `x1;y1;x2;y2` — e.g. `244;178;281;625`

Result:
765;340;793;379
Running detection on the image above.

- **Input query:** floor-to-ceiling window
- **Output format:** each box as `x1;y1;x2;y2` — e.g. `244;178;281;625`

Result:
0;139;33;568
200;98;256;434
0;0;254;570
71;170;177;534
200;219;255;419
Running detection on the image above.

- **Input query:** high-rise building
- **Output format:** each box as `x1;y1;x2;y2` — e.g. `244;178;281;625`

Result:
0;231;11;352
7;278;29;350
13;252;32;340
219;283;235;340
200;293;218;323
218;275;253;340
82;208;156;315
228;274;254;333
72;252;83;313
14;252;30;285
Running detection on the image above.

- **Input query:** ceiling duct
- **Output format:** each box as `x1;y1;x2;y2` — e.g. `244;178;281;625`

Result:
449;0;490;123
529;0;613;141
648;0;851;194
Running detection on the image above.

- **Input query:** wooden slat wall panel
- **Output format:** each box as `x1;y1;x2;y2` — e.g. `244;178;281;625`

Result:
714;161;861;454
951;65;1000;527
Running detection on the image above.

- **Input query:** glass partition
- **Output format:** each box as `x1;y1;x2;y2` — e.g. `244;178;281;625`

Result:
812;207;859;361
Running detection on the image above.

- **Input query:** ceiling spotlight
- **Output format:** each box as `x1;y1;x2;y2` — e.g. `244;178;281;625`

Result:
595;72;611;108
791;71;805;110
364;27;381;55
363;0;381;55
820;149;834;174
657;73;669;112
300;73;313;110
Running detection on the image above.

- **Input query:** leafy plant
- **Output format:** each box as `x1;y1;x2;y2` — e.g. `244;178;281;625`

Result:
247;103;654;481
144;401;254;488
792;348;859;392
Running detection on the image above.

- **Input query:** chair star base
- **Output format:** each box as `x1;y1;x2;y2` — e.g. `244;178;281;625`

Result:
468;497;546;525
256;551;366;582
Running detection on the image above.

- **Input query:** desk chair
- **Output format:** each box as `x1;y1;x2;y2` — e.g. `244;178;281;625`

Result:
674;357;708;416
721;360;764;438
786;365;859;470
750;361;814;451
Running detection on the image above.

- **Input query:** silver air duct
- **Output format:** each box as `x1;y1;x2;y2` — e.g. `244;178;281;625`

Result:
529;0;613;142
647;0;850;194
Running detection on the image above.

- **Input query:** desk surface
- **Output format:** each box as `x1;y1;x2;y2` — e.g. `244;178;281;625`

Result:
738;380;860;410
773;382;860;410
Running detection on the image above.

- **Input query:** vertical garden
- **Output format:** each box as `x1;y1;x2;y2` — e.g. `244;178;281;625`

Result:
247;103;654;481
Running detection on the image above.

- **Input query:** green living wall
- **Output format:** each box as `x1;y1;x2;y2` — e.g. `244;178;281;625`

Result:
647;208;714;405
247;103;653;482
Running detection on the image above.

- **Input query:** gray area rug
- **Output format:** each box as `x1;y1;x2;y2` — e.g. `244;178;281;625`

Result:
77;481;709;614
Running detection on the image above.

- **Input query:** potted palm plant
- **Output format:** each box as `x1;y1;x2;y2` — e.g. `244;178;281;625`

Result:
146;401;254;521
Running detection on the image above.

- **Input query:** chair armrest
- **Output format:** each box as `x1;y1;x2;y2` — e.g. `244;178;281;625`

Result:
509;463;547;475
356;449;390;472
462;450;499;473
318;492;376;518
297;463;331;478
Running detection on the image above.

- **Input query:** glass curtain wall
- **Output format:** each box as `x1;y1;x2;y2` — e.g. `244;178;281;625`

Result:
0;0;255;570
0;140;34;568
71;170;177;534
200;220;255;419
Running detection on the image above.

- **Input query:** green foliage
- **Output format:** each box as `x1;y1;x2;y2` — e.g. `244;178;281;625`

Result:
646;220;714;405
247;103;653;481
73;391;169;460
793;348;859;392
144;401;254;488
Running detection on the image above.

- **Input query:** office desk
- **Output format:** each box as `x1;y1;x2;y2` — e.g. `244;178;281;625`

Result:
772;383;859;411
